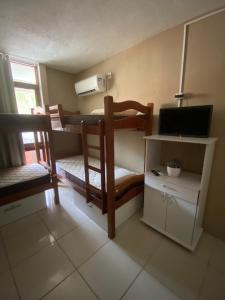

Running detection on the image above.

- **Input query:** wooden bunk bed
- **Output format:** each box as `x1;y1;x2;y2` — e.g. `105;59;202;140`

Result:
0;113;59;207
38;95;154;238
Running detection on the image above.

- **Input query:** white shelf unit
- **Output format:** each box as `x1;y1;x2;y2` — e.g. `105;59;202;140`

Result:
141;135;217;251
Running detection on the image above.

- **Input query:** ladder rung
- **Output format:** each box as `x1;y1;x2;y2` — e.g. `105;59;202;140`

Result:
86;183;101;195
88;165;102;173
87;144;101;150
87;193;103;208
89;193;102;203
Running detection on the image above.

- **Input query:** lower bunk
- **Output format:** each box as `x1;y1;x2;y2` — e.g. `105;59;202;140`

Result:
0;164;52;205
0;163;56;225
67;187;143;231
55;155;144;230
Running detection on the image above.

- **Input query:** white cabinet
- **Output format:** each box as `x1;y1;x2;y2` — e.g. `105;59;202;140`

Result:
143;186;197;246
144;186;166;231
165;195;197;245
142;135;217;251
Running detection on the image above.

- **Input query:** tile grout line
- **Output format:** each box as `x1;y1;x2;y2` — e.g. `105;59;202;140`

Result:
119;267;144;300
38;203;111;269
2;200;221;300
54;224;113;300
119;237;163;300
0;206;84;299
0;210;41;232
73;210;161;299
0;232;22;300
121;238;186;300
52;215;102;241
39;205;110;268
49;233;103;300
119;256;152;299
206;240;225;275
9;241;56;270
36;210;79;240
76;238;110;268
38;270;75;300
1;208;162;300
4;212;78;300
39;206;106;300
140;236;216;300
3;212;56;270
196;239;217;300
143;241;186;300
195;264;209;300
75;269;101;300
14;207;101;300
36;204;94;240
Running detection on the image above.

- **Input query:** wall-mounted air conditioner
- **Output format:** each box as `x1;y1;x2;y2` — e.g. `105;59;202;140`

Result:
75;74;106;96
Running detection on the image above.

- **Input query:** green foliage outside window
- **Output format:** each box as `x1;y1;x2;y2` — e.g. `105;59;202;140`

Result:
15;88;36;114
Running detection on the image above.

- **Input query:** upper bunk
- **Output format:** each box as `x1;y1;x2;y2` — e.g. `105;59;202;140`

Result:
0;113;51;133
46;95;154;135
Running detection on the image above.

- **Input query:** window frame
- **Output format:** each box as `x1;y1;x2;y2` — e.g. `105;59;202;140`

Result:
10;59;41;107
10;59;42;154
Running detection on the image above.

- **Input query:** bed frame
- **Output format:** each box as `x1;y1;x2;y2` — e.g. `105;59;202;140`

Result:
40;95;154;238
0;113;59;206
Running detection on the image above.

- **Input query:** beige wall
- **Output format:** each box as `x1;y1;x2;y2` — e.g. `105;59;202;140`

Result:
46;67;78;111
76;25;183;171
46;67;81;158
184;12;225;239
75;11;225;240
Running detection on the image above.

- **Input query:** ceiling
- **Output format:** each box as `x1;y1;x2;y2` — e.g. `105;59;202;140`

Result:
0;0;225;74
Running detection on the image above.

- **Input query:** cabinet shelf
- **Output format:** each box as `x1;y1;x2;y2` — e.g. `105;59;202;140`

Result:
145;166;201;192
145;134;218;145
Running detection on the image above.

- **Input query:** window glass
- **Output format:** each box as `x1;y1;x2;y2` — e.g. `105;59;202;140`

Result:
15;87;36;114
14;87;36;145
22;132;34;145
10;61;38;147
11;62;36;84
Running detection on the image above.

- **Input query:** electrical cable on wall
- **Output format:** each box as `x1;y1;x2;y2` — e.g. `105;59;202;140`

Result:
177;6;225;107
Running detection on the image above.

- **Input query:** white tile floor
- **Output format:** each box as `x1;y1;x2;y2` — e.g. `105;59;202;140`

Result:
0;186;225;300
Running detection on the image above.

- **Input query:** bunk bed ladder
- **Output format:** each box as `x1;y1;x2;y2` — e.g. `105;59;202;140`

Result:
81;120;106;214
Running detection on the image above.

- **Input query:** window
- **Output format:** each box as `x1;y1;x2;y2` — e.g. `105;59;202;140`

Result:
10;60;41;163
10;61;40;114
11;62;37;85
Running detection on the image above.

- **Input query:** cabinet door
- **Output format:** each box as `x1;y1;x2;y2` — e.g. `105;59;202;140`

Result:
166;195;197;245
143;186;166;231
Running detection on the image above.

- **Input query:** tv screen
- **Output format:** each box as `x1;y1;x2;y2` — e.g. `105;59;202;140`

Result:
159;105;213;137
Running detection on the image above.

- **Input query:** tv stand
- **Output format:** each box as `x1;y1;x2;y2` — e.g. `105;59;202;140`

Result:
141;135;217;251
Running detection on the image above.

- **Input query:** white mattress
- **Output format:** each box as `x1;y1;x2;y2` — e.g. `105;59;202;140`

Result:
56;155;139;190
0;164;49;188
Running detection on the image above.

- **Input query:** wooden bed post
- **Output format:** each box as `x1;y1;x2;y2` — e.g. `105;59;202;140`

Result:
48;129;59;205
144;103;154;174
99;120;107;214
104;95;116;239
81;121;91;203
31;107;59;205
146;103;154;136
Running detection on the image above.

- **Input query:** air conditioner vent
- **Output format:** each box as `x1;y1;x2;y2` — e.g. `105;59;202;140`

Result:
75;74;105;97
78;89;96;96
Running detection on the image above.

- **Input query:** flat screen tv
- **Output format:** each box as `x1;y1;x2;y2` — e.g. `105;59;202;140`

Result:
159;105;213;137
